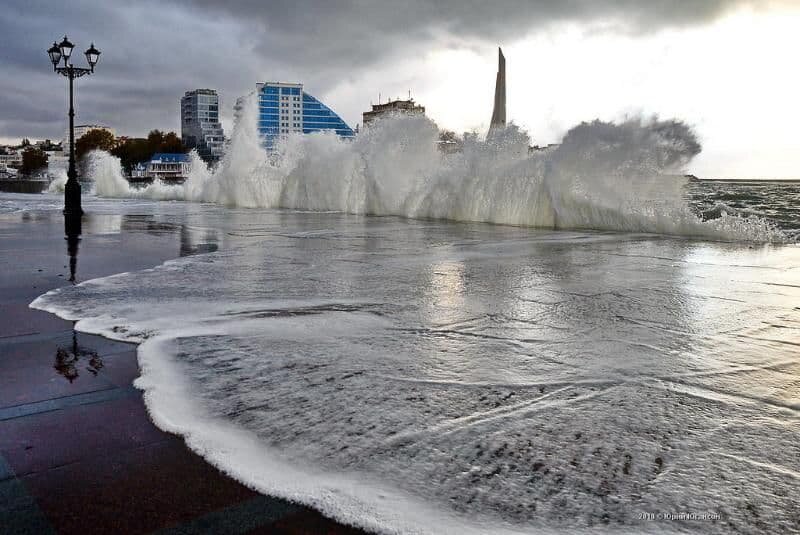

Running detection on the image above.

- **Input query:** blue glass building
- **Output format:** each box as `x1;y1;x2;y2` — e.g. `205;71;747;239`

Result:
256;82;354;149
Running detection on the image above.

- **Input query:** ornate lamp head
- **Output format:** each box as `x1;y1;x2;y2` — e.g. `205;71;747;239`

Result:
84;43;100;71
48;42;62;70
58;35;75;63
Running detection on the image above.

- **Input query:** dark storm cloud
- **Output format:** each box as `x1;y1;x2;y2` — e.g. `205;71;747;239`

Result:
0;0;250;141
177;0;758;66
172;0;765;100
0;0;762;141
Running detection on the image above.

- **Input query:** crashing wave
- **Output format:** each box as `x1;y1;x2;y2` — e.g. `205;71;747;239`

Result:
85;95;786;242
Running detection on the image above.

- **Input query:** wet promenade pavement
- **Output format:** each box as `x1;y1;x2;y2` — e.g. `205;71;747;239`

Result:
0;207;366;534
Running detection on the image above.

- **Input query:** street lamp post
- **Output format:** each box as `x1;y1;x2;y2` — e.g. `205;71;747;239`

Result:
48;36;101;216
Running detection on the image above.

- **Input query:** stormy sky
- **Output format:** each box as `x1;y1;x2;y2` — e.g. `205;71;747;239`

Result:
2;1;798;178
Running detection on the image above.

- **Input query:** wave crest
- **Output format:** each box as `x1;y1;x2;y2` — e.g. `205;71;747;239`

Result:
86;95;786;242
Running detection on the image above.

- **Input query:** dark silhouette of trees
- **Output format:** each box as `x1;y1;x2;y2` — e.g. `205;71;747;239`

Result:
160;132;184;154
20;147;48;176
76;129;116;159
437;130;462;153
146;130;165;150
146;130;184;154
111;138;150;173
439;130;458;143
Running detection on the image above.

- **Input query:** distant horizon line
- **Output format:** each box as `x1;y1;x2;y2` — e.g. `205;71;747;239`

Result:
695;177;800;183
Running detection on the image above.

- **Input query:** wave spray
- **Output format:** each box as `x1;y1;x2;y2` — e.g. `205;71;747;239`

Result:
87;94;784;241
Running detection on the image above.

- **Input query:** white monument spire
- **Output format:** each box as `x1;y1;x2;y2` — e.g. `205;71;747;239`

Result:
488;47;506;138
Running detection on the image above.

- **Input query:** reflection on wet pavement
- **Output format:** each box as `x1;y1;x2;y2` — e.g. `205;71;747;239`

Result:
54;330;103;383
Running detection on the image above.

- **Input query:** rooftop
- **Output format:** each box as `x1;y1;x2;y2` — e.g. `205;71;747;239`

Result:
184;89;218;96
368;98;424;113
151;153;190;163
363;98;426;125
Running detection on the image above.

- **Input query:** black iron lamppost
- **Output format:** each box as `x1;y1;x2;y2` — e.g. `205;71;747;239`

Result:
47;36;101;216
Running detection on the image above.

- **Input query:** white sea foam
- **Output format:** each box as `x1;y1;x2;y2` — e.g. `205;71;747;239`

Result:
84;94;786;242
30;220;800;533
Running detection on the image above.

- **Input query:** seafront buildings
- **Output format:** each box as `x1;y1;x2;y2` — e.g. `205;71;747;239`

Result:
362;97;425;127
181;89;225;163
130;153;190;182
0;151;23;170
256;82;354;149
0;139;66;177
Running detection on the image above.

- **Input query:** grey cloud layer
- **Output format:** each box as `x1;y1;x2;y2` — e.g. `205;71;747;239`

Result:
1;0;760;140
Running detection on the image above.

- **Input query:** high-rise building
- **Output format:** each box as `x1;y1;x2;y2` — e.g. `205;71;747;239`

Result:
256;82;354;149
362;97;425;127
181;89;225;162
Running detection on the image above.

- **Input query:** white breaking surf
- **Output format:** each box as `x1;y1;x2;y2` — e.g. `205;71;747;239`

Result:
85;94;785;242
30;214;800;533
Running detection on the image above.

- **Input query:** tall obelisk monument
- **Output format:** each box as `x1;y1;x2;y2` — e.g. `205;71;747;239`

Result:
488;47;506;138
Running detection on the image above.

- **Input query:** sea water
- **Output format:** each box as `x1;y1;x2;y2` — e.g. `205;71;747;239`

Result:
26;99;800;533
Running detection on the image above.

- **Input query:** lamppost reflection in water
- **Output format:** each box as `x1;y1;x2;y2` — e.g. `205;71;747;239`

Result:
65;214;81;283
54;328;103;383
56;215;103;382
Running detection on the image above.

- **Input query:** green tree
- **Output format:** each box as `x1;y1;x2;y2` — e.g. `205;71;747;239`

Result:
438;130;458;143
438;130;462;153
111;138;150;173
20;147;48;176
75;129;116;159
146;129;165;154
146;129;185;154
160;132;184;154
